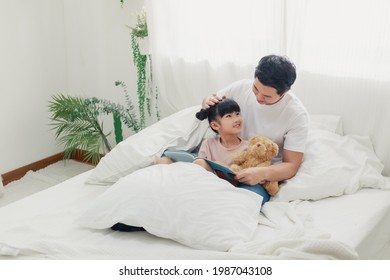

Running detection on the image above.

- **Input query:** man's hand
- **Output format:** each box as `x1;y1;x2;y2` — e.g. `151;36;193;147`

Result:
202;93;225;109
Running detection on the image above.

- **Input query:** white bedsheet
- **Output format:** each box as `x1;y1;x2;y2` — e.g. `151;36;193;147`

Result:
1;169;389;260
298;180;390;259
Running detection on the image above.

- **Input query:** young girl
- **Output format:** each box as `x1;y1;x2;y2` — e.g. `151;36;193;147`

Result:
193;98;246;170
193;98;270;205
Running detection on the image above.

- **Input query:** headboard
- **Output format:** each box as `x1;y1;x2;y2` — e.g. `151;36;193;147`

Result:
294;71;390;176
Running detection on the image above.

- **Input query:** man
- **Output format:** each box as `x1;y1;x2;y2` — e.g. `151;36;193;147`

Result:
202;54;309;186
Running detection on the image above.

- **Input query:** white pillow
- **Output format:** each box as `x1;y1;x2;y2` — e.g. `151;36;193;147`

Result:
77;162;263;251
309;114;343;135
273;128;385;202
86;105;209;185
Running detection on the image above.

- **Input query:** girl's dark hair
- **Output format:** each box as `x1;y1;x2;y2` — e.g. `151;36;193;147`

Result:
195;98;240;133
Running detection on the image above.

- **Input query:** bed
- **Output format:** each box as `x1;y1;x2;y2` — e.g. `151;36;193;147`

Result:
1;72;390;260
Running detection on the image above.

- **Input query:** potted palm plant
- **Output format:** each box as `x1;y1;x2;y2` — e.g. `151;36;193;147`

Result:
48;81;140;165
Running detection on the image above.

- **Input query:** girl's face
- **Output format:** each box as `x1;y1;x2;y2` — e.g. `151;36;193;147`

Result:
211;111;243;135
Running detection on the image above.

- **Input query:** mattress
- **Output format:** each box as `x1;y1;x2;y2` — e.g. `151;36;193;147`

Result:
300;183;390;259
1;170;389;260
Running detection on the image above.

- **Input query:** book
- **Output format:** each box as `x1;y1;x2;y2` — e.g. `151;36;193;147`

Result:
203;159;238;186
162;149;198;163
162;149;238;186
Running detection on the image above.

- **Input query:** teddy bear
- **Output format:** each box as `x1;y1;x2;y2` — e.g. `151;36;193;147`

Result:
230;135;280;196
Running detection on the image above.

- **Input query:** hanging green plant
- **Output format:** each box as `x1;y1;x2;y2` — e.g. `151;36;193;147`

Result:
130;11;148;38
49;7;160;164
129;12;148;129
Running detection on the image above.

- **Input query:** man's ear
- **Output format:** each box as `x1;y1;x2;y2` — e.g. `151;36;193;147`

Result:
210;121;220;132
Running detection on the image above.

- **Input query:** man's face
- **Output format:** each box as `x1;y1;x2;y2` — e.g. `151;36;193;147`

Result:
252;78;284;105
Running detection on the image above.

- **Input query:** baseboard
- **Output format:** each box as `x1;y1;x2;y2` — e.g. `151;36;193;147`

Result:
71;149;100;165
1;149;95;186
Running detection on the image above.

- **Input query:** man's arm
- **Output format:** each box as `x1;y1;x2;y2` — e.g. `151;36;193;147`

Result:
234;149;303;185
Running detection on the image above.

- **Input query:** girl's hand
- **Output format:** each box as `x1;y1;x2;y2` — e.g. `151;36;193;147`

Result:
234;167;267;186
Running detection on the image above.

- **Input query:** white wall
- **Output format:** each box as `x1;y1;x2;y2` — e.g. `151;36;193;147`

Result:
0;0;144;175
63;0;144;109
62;0;145;143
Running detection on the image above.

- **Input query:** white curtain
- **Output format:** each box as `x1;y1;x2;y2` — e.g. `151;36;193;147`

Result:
287;0;390;80
146;0;390;116
146;0;285;116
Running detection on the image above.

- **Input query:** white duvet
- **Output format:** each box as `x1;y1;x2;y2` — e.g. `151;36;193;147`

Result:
0;163;364;260
76;163;361;259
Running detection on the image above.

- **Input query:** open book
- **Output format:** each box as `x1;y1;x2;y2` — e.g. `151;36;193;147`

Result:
163;149;238;186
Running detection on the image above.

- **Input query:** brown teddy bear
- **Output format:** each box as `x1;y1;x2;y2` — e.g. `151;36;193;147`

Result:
230;135;280;196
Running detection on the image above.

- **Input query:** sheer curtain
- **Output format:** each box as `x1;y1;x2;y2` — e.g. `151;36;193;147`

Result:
146;0;285;116
146;0;390;116
287;0;390;80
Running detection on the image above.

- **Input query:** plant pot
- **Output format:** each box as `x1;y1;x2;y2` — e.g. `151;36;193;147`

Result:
138;36;151;55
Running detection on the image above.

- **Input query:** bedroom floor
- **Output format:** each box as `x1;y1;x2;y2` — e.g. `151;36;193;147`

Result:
0;160;94;208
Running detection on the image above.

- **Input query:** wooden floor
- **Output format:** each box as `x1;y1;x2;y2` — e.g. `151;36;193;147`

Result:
0;159;93;207
1;150;94;186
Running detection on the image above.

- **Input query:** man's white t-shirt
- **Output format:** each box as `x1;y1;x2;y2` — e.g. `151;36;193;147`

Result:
218;79;309;162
